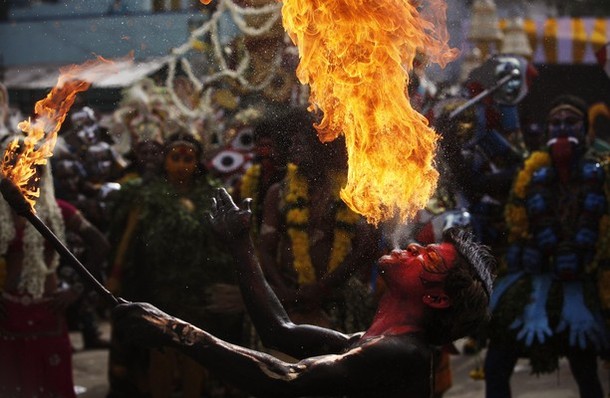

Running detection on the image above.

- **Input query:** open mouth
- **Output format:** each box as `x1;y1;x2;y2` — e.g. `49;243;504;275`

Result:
378;250;403;266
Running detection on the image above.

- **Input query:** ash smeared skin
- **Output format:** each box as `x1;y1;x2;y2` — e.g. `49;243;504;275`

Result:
142;315;200;346
259;361;307;381
258;343;368;382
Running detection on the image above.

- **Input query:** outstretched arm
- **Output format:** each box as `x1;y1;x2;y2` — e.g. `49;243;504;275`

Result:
208;188;358;358
112;301;426;397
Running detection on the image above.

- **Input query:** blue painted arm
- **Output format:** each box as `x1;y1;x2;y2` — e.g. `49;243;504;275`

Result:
510;273;552;346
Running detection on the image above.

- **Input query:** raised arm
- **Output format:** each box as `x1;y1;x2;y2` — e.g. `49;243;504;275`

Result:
209;188;357;358
111;301;429;397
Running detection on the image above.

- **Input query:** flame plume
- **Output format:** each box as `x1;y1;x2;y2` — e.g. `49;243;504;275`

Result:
282;0;458;225
1;56;130;212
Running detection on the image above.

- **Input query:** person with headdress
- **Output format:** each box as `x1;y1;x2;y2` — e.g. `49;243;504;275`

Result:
235;107;293;241
106;130;244;398
485;94;609;398
0;136;79;398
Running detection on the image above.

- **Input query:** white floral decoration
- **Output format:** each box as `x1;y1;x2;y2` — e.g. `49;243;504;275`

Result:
0;160;65;299
165;0;284;119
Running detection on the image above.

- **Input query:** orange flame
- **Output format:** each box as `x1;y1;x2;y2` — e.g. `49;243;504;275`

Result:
282;0;458;225
1;55;131;212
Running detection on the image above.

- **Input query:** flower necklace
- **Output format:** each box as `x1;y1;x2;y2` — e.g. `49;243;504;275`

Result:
505;150;610;273
505;151;551;242
283;163;360;285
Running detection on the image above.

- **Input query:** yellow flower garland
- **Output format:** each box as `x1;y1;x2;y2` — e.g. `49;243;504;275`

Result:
506;151;610;274
505;151;551;242
284;163;360;285
240;164;261;202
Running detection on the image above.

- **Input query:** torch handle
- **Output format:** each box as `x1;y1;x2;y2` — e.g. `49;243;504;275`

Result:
26;211;121;307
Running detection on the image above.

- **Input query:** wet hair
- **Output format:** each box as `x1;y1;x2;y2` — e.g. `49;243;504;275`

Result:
423;227;496;345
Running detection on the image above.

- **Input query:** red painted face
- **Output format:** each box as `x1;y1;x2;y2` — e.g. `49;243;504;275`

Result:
378;242;457;298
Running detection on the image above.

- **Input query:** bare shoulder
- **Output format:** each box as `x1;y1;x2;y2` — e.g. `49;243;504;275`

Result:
352;333;431;365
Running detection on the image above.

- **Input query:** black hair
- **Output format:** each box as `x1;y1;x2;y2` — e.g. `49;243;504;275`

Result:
164;130;206;176
423;227;496;345
252;110;297;157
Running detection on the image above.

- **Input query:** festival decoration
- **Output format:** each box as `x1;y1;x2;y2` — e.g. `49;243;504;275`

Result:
467;0;503;58
500;18;533;59
206;107;261;187
527;17;609;65
596;41;610;78
166;0;293;121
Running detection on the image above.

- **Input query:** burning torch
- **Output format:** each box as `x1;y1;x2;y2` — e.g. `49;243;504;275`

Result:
0;178;120;307
0;57;130;307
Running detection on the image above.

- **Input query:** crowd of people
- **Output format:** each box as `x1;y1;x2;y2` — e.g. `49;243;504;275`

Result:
0;50;609;398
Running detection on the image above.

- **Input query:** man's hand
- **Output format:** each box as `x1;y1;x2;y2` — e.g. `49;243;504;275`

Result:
207;188;252;242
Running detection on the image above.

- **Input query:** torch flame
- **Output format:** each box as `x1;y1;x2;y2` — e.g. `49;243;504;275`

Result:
1;55;131;212
282;0;458;225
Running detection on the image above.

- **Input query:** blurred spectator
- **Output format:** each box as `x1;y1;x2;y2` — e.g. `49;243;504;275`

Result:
0;139;78;398
485;95;608;398
235;108;293;239
106;130;244;398
118;134;165;185
56;197;111;350
257;107;379;333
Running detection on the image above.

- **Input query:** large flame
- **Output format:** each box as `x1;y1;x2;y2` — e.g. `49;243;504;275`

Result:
282;0;458;224
1;56;130;212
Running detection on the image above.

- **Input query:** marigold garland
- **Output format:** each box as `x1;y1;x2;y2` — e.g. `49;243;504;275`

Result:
283;163;360;285
505;151;551;242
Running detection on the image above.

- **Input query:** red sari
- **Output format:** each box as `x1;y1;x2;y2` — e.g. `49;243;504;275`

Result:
0;293;76;398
